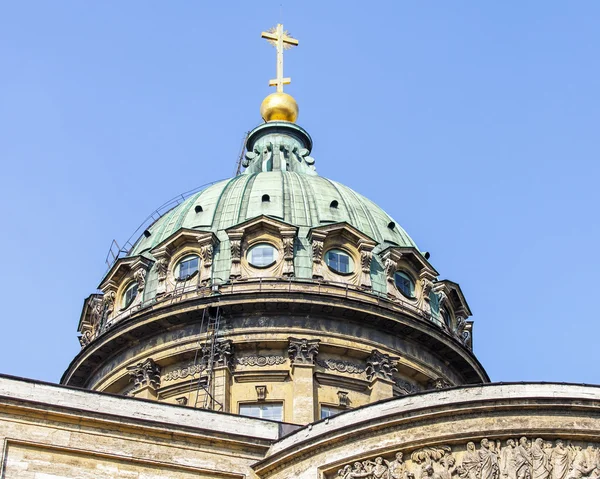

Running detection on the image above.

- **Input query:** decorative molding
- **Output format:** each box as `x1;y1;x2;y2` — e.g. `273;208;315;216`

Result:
282;235;295;277
288;337;320;365
214;340;234;369
311;235;326;279
236;355;287;367
314;372;370;393
366;350;398;382
256;385;267;401
155;257;168;282
332;438;600;479
337;390;349;408
233;370;290;383
427;377;453;390
394;378;419;395
164;364;204;382
359;249;374;288
133;267;147;292
229;234;243;279
317;358;365;375
126;358;161;391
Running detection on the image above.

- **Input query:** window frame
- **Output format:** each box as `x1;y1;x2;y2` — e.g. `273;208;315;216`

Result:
175;254;200;281
320;404;346;419
325;248;354;275
238;401;284;421
122;281;139;309
394;271;416;299
247;242;279;269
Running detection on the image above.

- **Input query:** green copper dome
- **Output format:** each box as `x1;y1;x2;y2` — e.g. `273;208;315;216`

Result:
126;121;418;298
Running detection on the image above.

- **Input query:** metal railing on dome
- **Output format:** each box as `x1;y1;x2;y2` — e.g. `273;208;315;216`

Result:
101;276;461;343
103;179;226;271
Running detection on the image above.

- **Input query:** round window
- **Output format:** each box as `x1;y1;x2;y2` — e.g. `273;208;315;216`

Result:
122;282;138;309
325;249;354;274
394;271;415;298
176;255;199;280
247;243;278;268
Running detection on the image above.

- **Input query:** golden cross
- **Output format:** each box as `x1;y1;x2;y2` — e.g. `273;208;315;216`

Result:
261;24;299;93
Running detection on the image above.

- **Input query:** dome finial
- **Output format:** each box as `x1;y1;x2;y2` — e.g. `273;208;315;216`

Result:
260;24;299;123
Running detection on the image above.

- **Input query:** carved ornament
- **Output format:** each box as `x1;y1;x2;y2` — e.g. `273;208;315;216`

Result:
366;349;398;382
317;358;366;375
126;358;161;390
236;355;287;367
331;438;600;479
288;337;320;365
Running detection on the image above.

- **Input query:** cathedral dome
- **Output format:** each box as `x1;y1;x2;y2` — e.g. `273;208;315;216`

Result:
65;118;486;410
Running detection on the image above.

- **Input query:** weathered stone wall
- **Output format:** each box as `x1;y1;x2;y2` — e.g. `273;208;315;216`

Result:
254;384;600;479
0;375;290;479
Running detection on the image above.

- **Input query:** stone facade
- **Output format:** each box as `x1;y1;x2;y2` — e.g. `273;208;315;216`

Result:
1;378;598;479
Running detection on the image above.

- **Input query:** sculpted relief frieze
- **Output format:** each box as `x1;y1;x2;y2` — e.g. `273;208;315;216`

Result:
332;438;600;479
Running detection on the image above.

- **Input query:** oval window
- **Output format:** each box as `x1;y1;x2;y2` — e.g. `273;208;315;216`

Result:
247;243;278;268
176;255;199;280
325;249;354;274
394;271;415;298
122;282;138;309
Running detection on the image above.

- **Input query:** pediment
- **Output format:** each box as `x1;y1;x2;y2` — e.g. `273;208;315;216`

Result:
225;215;298;238
434;279;472;317
307;222;377;249
98;255;154;292
149;228;219;258
379;246;439;277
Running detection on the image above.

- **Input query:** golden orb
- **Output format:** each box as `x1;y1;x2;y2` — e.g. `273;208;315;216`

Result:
260;92;298;123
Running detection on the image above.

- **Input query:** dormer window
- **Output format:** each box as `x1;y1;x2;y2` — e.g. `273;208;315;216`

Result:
247;243;278;268
325;249;353;274
122;282;138;309
394;271;415;298
176;255;199;280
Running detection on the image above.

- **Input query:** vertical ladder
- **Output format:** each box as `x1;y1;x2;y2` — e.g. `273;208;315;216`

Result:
193;306;224;411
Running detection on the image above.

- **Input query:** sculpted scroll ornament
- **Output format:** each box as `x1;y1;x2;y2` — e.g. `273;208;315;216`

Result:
133;267;147;291
332;439;600;479
237;355;286;367
360;249;373;288
229;238;242;279
282;236;295;277
317;358;366;374
311;239;325;279
102;290;116;317
155;257;168;282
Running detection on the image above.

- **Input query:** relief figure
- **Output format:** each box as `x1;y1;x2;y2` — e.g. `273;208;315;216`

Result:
532;438;552;479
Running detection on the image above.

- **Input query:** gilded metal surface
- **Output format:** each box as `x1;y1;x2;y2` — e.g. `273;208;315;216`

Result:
260;92;299;122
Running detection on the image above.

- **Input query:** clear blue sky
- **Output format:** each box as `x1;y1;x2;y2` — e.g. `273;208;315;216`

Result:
1;2;599;385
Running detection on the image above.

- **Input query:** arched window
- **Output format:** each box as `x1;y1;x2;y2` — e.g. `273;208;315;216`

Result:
262;194;270;203
325;249;354;274
330;200;339;209
247;243;278;268
175;255;199;280
122;282;138;309
394;271;415;298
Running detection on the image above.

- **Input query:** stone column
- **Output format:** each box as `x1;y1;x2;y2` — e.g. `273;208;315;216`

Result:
288;337;320;424
212;340;234;412
212;366;232;412
291;363;316;424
